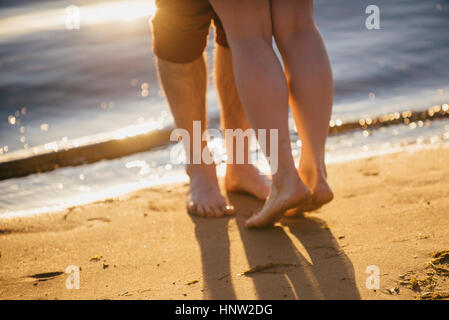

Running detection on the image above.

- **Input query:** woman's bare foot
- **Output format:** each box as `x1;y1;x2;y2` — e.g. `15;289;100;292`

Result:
225;164;271;200
308;180;334;210
245;174;311;228
186;164;234;218
284;167;334;217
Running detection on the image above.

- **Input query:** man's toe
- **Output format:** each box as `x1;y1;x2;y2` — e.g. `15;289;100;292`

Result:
196;204;208;217
209;203;224;217
203;204;216;217
224;204;235;215
187;201;197;215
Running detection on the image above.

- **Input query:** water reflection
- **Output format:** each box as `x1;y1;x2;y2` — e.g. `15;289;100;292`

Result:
0;0;157;38
2;116;449;218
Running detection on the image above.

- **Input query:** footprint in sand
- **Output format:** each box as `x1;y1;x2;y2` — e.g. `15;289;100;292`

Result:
85;217;111;228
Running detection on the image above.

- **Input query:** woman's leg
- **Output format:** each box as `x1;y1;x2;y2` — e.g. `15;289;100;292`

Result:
209;0;311;228
272;0;334;212
215;44;271;201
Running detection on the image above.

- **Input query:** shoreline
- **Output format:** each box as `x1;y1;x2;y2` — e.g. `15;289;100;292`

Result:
1;146;449;299
1;102;448;181
1;140;448;219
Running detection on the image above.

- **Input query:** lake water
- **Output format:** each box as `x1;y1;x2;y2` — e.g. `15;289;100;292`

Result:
1;0;449;217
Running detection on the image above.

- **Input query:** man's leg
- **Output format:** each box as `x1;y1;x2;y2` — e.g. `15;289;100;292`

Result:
214;44;271;201
271;0;334;212
209;0;311;228
157;56;232;217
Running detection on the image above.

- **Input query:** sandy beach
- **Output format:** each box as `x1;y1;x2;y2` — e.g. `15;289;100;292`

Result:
1;146;449;300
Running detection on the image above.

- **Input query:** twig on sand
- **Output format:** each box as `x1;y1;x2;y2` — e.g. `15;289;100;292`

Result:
241;262;298;276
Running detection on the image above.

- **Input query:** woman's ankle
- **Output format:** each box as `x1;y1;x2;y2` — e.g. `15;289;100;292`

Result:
298;161;327;187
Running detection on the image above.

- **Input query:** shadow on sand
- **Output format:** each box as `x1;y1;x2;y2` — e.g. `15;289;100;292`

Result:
190;192;361;299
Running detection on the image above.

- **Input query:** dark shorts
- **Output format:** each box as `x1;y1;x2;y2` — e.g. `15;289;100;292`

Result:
152;0;229;63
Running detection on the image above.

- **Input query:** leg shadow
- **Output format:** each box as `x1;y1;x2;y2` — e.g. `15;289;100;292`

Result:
282;216;361;299
191;192;361;300
189;214;236;299
228;193;321;299
228;193;361;300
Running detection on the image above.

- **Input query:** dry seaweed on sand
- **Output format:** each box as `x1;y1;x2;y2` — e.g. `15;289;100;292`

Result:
432;250;449;264
407;276;436;291
398;273;437;292
320;224;331;230
186;280;199;285
398;250;449;298
429;263;449;275
89;255;103;262
386;287;400;294
241;262;298;276
417;291;449;300
428;250;449;275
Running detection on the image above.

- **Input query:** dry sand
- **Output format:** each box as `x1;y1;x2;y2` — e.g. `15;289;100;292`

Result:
1;146;449;300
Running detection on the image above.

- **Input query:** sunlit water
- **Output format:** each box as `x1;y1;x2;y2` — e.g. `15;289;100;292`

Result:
1;0;449;217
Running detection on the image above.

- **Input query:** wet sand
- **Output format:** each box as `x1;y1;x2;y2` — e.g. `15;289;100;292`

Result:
1;146;449;300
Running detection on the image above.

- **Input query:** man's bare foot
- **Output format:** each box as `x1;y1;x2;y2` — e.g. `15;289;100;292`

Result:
186;164;234;218
225;164;271;200
245;174;311;228
284;167;334;217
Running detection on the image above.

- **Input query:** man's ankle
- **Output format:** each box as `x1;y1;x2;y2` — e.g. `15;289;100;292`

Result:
186;162;217;178
226;162;254;172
